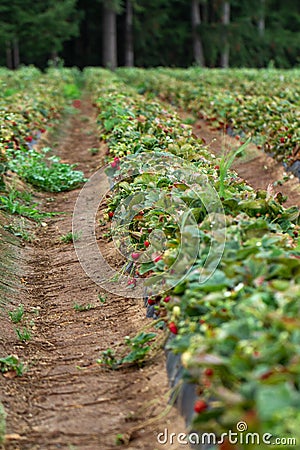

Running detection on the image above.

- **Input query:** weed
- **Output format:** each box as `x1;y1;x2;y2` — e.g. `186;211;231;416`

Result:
89;147;99;155
7;147;86;192
15;326;31;342
0;354;24;376
0;189;49;221
8;304;24;323
115;434;127;445
4;219;33;241
218;138;250;198
97;331;157;369
98;294;106;303
60;231;81;243
97;348;117;368
73;302;95;312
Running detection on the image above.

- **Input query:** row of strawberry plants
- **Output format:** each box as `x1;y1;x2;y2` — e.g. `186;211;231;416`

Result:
85;68;300;447
117;67;300;169
0;66;81;165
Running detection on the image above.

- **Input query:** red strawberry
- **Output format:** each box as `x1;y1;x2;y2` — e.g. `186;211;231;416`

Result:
168;322;178;334
72;99;81;108
144;240;150;248
25;136;33;142
108;211;114;219
148;298;156;305
154;255;162;263
204;368;214;377
163;295;171;303
131;252;140;260
194;400;208;413
214;165;220;170
111;160;120;169
280;137;285;143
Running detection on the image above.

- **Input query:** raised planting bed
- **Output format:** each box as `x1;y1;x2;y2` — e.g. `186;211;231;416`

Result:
117;67;300;179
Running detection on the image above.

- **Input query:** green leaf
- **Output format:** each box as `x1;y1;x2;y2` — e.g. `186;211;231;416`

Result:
256;383;296;421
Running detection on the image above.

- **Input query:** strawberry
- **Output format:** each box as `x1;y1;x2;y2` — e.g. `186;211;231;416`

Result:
154;255;162;263
131;252;140;260
280;137;285;143
108;211;114;219
144;240;150;248
148;298;156;305
72;99;81;108
214;165;220;170
25;136;33;142
163;295;171;303
111;160;119;169
168;322;178;334
194;399;208;413
204;368;214;377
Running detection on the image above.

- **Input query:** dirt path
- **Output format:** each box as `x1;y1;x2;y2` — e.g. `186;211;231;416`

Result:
192;119;300;207
1;99;185;450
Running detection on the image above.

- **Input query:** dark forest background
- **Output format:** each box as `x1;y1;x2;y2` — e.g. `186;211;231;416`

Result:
1;0;300;70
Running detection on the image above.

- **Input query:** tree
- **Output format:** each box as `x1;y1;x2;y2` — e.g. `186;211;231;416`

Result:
125;0;134;66
258;0;266;36
220;0;230;68
191;0;205;66
0;0;80;68
101;0;123;69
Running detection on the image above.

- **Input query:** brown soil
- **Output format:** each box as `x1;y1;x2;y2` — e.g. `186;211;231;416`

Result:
0;99;186;450
191;119;300;208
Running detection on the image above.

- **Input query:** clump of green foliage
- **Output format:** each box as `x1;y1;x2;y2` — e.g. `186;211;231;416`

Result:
7;148;86;192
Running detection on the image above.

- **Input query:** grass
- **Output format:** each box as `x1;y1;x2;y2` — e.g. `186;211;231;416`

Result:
60;231;81;243
8;304;24;323
0;189;50;221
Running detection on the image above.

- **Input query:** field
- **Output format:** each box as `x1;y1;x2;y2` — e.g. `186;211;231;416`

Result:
0;67;300;450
